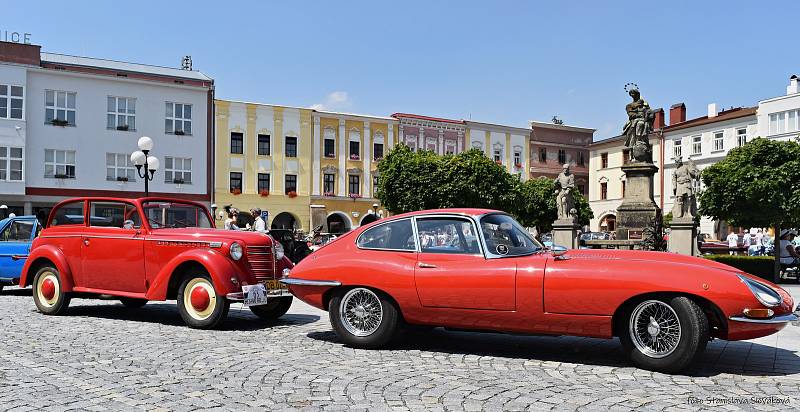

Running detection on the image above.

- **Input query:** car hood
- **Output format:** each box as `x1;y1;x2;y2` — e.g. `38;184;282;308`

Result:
148;228;274;245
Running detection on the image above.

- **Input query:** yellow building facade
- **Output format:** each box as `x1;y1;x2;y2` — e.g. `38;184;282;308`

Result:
214;100;313;230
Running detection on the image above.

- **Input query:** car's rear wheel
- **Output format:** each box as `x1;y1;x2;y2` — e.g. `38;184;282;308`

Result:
329;287;398;349
119;298;148;308
619;296;708;373
177;275;229;329
250;296;293;320
32;266;71;315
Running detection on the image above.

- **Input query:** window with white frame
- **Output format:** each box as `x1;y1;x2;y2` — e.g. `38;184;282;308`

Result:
768;110;800;135
107;97;136;130
165;102;192;135
0;146;23;181
493;148;502;162
164;156;192;184
0;84;24;120
513;151;521;166
712;131;724;152
691;135;702;155
673;138;682;159
45;90;76;125
106;153;135;181
44;149;76;178
736;128;747;147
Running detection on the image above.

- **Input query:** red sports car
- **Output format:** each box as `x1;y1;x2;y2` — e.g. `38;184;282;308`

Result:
283;209;798;373
19;197;294;329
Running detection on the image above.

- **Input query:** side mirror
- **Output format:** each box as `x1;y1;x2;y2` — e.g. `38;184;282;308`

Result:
551;245;570;260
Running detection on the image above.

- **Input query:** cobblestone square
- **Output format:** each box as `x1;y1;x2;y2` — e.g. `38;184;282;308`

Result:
1;286;798;411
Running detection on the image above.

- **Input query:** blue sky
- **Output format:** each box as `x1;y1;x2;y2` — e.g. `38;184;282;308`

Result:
6;1;798;138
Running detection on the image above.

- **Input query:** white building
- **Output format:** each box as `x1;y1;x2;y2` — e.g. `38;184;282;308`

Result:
464;120;530;180
662;104;757;237
757;75;800;142
0;41;213;217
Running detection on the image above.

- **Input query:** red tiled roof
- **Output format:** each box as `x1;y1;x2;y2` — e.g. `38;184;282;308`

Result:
664;107;757;132
391;113;464;124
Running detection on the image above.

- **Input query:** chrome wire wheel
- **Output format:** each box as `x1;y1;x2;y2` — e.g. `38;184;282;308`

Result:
628;300;682;359
339;288;383;337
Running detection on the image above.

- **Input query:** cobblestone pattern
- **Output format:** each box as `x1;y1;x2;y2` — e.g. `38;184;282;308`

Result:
0;286;798;411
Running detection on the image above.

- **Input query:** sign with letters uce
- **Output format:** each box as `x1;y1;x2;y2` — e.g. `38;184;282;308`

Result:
0;30;32;44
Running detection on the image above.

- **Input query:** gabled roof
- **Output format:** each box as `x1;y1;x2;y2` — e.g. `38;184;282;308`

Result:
664;107;756;133
41;52;213;81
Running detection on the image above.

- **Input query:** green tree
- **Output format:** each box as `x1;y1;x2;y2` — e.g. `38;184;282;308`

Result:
515;177;593;232
699;137;800;280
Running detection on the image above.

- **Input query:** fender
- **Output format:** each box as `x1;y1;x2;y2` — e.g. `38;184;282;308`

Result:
19;244;75;292
145;248;240;301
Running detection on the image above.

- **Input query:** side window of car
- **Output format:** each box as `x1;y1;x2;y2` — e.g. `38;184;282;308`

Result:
416;217;480;254
50;201;85;227
357;219;415;251
0;222;30;242
89;201;139;229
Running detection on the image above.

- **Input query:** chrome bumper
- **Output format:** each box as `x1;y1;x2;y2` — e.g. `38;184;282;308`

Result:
729;311;800;324
226;289;293;301
279;278;341;287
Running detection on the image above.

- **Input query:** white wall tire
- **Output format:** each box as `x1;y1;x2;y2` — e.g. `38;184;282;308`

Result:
177;274;229;329
32;266;70;315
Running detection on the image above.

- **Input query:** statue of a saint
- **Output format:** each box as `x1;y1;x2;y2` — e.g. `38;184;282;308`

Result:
622;83;655;162
671;156;699;218
554;164;576;220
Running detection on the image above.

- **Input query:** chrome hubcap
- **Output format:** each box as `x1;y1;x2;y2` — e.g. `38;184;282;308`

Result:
340;288;383;337
629;300;681;359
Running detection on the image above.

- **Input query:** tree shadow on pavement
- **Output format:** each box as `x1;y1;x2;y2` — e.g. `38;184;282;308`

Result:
307;326;800;377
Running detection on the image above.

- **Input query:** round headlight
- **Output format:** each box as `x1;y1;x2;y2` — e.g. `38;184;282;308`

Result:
274;242;285;260
738;274;782;307
230;242;243;260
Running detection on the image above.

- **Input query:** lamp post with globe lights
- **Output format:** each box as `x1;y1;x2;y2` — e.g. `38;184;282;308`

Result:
130;136;160;197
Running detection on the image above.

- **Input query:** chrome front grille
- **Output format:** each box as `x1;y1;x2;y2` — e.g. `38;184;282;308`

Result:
246;245;275;281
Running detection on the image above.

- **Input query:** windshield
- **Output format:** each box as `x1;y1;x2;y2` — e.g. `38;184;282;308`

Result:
479;214;542;257
141;201;213;229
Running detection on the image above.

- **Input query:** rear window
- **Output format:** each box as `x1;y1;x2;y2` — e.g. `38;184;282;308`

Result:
357;219;415;251
50;201;85;226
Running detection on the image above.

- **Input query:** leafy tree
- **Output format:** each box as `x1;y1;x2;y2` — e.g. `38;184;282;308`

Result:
699;137;800;280
374;144;443;213
515;177;593;232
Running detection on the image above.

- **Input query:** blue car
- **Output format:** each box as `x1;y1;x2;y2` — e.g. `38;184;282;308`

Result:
0;216;41;291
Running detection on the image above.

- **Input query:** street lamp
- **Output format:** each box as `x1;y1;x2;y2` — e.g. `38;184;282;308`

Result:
130;136;160;197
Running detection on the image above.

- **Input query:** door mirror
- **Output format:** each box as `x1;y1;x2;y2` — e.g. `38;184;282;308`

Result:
550;245;569;259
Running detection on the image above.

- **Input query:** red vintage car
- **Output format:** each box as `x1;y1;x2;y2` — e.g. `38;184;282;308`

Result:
19;197;294;329
283;209;799;373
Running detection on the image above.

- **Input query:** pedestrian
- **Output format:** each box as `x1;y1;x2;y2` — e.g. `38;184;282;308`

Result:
251;208;267;233
224;208;239;230
742;230;752;254
779;230;800;266
726;231;739;255
754;229;765;255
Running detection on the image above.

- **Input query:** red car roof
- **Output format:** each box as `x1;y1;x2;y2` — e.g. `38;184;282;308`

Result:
386;208;500;220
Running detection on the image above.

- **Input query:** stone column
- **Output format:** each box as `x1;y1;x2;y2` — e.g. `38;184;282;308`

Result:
311;117;321;196
616;162;662;242
337;119;346;197
552;216;580;249
363;122;371;196
668;217;699;256
387;123;395;149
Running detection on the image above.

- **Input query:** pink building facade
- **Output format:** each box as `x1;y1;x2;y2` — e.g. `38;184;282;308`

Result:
392;113;466;155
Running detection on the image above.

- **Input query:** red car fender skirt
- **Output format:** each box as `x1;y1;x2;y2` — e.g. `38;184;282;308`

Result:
146;248;239;301
20;244;75;292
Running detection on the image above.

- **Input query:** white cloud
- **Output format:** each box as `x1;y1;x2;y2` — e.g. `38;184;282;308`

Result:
310;91;352;111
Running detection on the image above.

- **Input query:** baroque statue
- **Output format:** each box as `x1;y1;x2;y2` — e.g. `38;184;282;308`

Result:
671;156;699;219
554;164;576;220
622;83;656;163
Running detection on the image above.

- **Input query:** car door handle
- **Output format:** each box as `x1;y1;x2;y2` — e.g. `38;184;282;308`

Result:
418;262;437;268
11;255;27;261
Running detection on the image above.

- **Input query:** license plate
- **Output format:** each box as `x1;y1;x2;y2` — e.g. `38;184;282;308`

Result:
242;284;268;306
264;279;287;291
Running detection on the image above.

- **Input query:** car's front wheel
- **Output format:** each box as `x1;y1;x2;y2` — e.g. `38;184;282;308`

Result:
619;296;708;373
329;287;399;349
32;266;71;315
176;275;229;329
250;296;293;320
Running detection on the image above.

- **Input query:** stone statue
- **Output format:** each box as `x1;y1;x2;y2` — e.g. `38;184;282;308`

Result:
671;156;699;218
554;164;576;220
622;83;655;162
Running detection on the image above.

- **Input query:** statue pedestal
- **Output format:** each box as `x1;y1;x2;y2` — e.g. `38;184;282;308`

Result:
668;217;699;256
616;162;662;242
553;218;580;249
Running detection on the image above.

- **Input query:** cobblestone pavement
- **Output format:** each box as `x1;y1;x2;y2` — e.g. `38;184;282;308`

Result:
0;286;798;412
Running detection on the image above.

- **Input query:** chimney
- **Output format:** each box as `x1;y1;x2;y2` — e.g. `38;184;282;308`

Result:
707;103;719;118
669;103;686;125
652;108;665;130
787;75;799;95
181;55;192;71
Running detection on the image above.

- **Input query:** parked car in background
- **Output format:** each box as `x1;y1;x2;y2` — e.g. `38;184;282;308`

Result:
0;215;41;290
579;231;611;248
698;233;748;255
283;209;798;373
539;232;553;248
19;197;294;329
